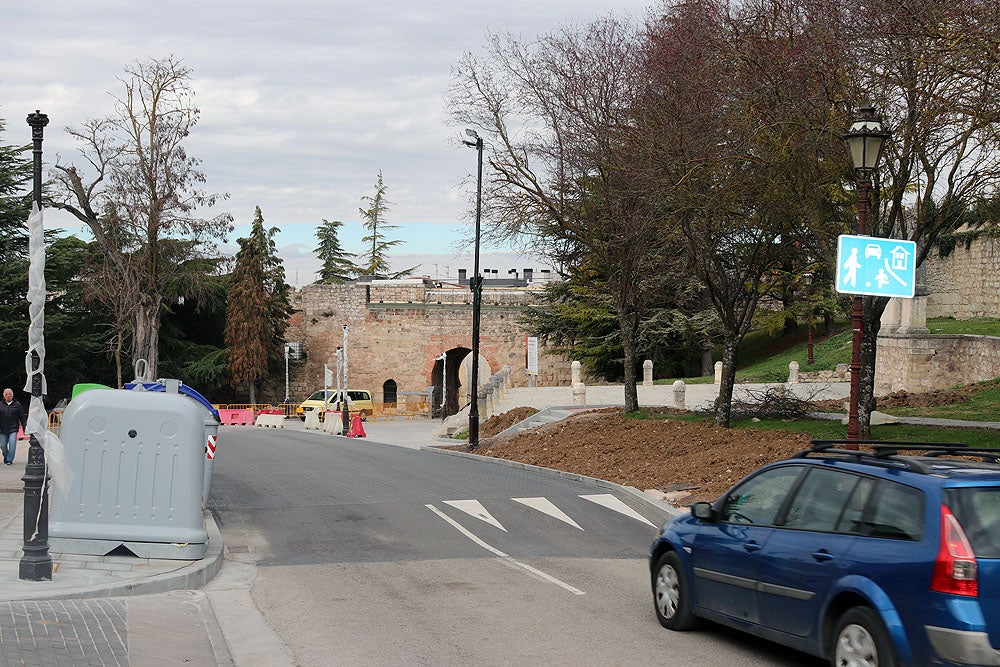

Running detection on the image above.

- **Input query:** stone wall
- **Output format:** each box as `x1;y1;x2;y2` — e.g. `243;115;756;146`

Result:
283;282;571;406
876;332;1000;395
922;235;1000;319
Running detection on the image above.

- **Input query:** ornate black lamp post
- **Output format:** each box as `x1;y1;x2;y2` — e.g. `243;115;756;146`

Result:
21;110;53;581
843;105;890;443
463;129;484;448
803;272;814;365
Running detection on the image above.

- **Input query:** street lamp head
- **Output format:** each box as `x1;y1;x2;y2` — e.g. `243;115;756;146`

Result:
463;128;483;149
844;105;890;176
803;272;813;285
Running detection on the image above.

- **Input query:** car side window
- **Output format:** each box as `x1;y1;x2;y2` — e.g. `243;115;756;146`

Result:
718;466;802;526
863;481;924;540
783;468;861;532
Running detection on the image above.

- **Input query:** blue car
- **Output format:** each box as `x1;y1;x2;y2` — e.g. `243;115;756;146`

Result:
649;440;1000;667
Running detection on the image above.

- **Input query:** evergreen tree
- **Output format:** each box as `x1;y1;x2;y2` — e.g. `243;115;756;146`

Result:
358;171;414;278
314;218;357;283
0;116;33;392
224;206;291;403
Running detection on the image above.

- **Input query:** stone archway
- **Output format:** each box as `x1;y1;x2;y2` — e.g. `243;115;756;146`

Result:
430;347;470;418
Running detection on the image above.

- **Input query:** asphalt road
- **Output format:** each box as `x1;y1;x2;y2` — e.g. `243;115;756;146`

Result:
207;425;825;666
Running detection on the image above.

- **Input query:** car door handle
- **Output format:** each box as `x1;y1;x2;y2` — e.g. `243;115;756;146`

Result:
744;542;762;553
812;550;834;562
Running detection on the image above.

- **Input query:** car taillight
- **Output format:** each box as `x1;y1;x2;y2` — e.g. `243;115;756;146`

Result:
931;505;978;597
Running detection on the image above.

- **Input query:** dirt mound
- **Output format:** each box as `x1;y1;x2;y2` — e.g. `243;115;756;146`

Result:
463;408;813;503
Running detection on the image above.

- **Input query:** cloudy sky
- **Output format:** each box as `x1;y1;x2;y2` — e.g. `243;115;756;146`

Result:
3;0;653;286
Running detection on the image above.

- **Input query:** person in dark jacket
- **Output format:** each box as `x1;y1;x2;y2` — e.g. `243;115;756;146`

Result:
0;387;27;465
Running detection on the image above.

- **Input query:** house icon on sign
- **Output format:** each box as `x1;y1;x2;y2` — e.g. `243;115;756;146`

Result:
889;245;911;271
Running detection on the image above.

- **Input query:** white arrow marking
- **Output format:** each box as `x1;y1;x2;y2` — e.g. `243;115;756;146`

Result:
426;504;585;595
443;500;507;532
512;497;584;530
580;494;656;527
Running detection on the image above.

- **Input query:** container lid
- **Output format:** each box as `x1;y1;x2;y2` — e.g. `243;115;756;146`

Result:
123;380;220;421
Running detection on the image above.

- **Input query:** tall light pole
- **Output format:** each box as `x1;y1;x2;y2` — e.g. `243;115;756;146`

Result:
803;272;814;365
843;105;890;443
463;129;484;448
21;110;52;581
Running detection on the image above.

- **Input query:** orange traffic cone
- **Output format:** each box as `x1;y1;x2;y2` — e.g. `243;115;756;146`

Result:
347;413;366;438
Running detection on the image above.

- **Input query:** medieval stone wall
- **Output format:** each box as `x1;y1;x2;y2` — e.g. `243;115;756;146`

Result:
876;332;1000;395
283;282;571;405
922;235;1000;319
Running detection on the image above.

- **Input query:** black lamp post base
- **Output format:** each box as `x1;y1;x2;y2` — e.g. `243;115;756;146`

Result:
19;554;53;581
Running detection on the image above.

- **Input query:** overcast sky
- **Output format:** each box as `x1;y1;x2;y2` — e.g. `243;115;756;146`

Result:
3;0;653;286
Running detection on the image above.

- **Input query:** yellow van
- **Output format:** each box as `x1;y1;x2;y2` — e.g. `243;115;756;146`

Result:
297;389;375;421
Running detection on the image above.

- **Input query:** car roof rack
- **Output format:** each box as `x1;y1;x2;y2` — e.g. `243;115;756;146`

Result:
792;440;1000;474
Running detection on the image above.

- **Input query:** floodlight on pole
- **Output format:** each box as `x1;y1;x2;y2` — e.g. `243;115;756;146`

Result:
463;128;484;448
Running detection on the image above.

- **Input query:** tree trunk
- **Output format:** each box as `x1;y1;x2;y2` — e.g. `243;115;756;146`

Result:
858;296;886;439
133;294;161;380
713;340;738;427
249;382;257;406
620;313;640;412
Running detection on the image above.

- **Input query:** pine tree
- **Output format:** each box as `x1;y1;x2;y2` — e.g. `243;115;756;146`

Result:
0;117;33;392
358;171;414;278
225;206;291;403
314;218;357;283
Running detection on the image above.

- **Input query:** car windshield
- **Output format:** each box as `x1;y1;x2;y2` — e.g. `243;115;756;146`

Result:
306;390;335;401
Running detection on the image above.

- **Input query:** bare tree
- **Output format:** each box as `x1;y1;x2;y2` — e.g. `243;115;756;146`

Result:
841;0;1000;436
50;56;231;379
449;17;684;411
637;0;849;426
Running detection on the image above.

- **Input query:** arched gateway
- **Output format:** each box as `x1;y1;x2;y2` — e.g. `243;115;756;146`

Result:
283;278;570;410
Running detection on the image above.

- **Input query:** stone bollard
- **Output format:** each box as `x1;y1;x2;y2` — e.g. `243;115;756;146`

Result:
672;380;686;409
643;360;653;386
485;383;495;417
572;382;586;406
788;361;799;384
836;363;848;380
714;361;722;385
571;360;582;386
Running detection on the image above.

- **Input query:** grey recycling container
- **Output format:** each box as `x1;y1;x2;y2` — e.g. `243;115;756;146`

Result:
50;385;208;559
124;379;221;508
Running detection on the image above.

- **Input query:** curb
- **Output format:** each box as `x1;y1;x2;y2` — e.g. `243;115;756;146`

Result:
423;445;683;519
1;511;224;602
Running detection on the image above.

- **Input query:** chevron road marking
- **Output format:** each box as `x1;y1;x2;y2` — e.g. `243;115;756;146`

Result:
579;493;656;527
442;499;507;532
426;504;586;596
512;497;584;530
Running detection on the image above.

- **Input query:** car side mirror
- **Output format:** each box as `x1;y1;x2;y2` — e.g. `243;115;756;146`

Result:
691;502;714;521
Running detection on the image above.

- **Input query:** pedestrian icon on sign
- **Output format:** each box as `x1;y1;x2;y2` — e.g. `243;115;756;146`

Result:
842;248;861;288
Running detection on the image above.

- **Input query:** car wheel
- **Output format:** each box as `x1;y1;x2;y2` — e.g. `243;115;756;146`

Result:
831;607;894;667
653;551;698;630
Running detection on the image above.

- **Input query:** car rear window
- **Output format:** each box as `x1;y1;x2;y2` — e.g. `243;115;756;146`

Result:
862;481;924;540
944;487;1000;558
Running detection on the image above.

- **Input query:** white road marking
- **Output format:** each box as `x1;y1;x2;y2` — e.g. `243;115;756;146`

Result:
512;497;583;530
442;499;507;531
426;504;586;596
579;493;656;527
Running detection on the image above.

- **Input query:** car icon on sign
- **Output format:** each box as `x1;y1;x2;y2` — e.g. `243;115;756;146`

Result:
864;244;882;260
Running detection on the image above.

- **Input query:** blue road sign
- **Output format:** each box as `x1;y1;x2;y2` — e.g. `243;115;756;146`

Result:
836;235;916;298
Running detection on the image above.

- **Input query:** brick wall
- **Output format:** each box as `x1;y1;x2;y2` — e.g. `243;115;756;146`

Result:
922;235;1000;319
876;332;1000;395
